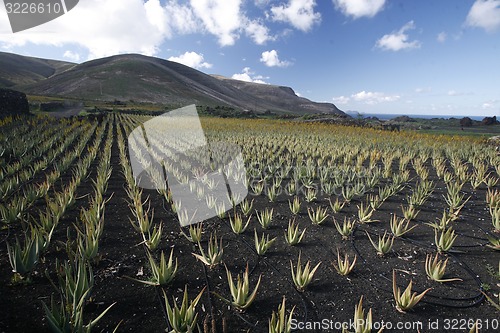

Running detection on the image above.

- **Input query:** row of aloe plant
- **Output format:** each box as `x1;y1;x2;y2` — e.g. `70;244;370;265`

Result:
40;117;120;333
5;119;106;283
0;121;99;225
0;120;85;200
119;118;201;332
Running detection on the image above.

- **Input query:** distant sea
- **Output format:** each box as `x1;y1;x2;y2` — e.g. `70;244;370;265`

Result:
347;112;492;121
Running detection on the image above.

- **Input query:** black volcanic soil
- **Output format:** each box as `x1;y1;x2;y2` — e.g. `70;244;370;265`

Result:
0;126;499;333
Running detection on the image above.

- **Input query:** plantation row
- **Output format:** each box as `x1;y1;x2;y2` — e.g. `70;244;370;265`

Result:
0;114;499;332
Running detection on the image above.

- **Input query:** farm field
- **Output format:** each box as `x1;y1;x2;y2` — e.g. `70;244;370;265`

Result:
0;113;499;333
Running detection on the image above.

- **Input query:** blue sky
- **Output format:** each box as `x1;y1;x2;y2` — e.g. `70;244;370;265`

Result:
1;0;499;116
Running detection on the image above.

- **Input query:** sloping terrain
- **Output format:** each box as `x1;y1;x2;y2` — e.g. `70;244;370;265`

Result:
0;52;74;88
2;52;345;115
212;75;342;114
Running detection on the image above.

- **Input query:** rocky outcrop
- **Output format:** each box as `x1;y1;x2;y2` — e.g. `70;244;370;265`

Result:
482;116;498;125
460;117;473;127
392;115;415;122
0;88;29;117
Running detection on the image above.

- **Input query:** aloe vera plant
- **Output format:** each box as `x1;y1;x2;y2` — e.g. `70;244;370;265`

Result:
0;200;23;224
435;227;457;253
487;235;500;250
390;215;416;237
229;212;251;235
75;224;100;264
251;181;264;195
333;250;356;276
486;188;500;210
217;264;262;312
181;222;203;243
254;229;277;255
304;187;317;203
401;204;419;221
343;296;383;333
334;217;355;240
288;196;301;215
284;219;306;246
7;233;40;282
266;185;278;202
378;185;392;202
257;208;274;229
490;206;500;233
366;231;394;257
290;251;321;292
485;175;499;188
392;270;431;313
342;185;355;203
178;208;197;227
239;198;254;216
163;286;205;333
192;232;223;268
285;180;297;196
328;197;345;213
426;209;455;231
142;222;162;250
134;249;178;286
357;203;376;223
129;192;153;234
444;182;469;212
269;297;295;333
43;258;118;333
425;253;462;283
367;194;382;211
307;206;329;225
215;201;226;219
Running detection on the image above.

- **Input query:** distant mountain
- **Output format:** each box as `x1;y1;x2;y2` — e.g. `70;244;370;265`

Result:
1;52;345;115
211;75;342;115
0;51;74;87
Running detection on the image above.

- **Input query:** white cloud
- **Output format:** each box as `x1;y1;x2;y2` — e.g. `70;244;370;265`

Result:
333;91;400;105
466;0;500;32
270;0;321;32
437;31;447;42
375;21;421;51
260;50;292;67
415;87;432;93
190;0;243;46
0;0;168;59
447;90;473;96
333;0;385;19
332;95;350;105
245;19;274;44
168;51;212;69
164;0;199;35
352;91;400;104
63;50;80;62
482;100;499;109
231;67;268;84
0;0;276;59
144;0;170;35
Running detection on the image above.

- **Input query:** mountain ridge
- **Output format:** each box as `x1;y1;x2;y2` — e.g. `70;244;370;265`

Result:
0;52;345;116
0;51;74;87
